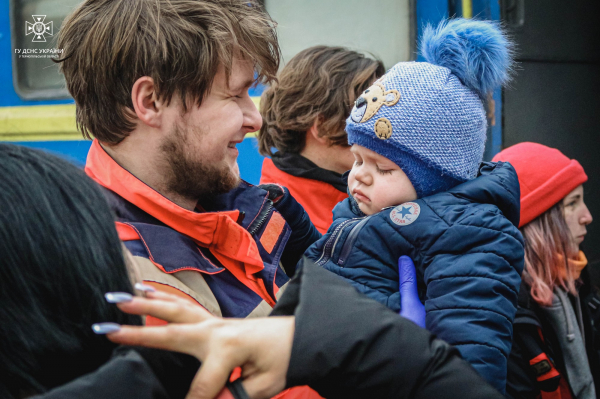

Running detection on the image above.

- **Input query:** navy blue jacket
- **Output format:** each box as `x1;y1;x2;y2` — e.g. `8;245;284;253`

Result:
107;181;320;318
304;162;524;393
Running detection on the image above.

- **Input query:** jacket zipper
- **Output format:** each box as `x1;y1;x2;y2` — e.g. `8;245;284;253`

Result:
316;218;361;266
337;216;371;266
248;200;273;235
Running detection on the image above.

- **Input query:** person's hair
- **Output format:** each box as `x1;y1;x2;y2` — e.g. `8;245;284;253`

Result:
56;0;280;144
0;144;141;397
258;46;385;156
521;201;579;306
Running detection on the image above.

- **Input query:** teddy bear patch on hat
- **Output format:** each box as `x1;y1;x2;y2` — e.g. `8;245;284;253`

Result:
346;18;514;198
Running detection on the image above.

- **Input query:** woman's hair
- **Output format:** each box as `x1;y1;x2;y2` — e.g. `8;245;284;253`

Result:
258;46;385;156
0;144;141;397
521;201;578;306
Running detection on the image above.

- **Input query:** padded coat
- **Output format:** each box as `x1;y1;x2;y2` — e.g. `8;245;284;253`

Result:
304;162;524;393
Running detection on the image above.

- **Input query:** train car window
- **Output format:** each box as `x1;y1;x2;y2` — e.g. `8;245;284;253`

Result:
264;0;414;68
10;0;81;100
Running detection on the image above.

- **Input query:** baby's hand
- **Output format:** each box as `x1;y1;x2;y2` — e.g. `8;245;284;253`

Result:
398;256;426;328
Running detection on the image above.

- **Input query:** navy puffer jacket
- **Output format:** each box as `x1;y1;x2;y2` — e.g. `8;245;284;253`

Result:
304;162;524;393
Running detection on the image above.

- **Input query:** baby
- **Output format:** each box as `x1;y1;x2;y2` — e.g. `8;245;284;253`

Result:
304;19;524;393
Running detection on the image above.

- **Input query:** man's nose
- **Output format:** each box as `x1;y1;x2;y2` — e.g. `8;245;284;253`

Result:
242;95;262;134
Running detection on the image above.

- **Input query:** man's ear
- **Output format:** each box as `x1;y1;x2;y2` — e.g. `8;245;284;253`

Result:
307;117;328;145
131;77;162;129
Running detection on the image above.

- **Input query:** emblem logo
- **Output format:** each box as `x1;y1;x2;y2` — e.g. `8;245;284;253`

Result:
26;15;53;43
390;202;420;226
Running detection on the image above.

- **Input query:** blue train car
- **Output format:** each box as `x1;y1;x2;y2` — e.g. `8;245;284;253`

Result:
1;0;501;185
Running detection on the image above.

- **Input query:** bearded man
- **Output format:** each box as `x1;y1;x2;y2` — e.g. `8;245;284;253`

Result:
57;0;319;335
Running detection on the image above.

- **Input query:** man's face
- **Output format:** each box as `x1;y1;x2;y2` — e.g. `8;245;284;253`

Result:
160;58;262;202
347;145;417;215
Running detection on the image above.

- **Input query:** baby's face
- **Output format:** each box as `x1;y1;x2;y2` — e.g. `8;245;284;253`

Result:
348;145;417;215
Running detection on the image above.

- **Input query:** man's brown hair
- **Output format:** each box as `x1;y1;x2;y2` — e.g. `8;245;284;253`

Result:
258;46;384;156
56;0;280;144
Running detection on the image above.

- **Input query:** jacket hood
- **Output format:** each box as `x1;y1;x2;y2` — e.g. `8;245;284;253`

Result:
440;161;521;227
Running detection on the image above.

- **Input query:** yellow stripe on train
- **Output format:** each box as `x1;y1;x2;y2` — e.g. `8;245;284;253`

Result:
0;97;262;142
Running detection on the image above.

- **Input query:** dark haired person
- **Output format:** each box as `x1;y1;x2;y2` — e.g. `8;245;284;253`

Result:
0;144;198;398
494;143;599;398
258;46;385;233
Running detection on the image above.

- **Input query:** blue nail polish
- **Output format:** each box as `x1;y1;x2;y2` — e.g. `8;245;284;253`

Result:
105;292;133;303
134;283;156;292
92;322;121;334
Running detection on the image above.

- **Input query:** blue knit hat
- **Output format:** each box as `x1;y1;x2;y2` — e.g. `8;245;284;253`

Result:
346;19;514;198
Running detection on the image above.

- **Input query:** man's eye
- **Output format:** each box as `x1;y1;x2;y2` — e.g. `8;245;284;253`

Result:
354;160;363;166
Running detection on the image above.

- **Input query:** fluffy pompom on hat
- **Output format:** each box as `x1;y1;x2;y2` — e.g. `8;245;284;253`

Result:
346;19;514;198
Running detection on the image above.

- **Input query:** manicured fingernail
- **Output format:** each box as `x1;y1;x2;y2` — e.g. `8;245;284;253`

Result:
134;283;156;292
105;292;133;303
92;323;121;334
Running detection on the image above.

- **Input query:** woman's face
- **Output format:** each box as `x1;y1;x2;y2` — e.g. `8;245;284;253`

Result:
563;185;593;247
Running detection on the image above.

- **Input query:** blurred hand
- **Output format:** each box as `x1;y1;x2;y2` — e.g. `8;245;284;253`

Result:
398;256;426;328
106;291;294;399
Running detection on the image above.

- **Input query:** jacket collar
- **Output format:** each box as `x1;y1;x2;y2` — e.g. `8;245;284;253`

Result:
442;162;521;227
85;139;275;305
333;162;521;226
271;152;347;192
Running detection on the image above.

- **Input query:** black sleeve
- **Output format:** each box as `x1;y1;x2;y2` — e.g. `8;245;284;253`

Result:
260;184;321;275
30;349;169;399
506;324;550;399
31;348;199;399
272;257;503;399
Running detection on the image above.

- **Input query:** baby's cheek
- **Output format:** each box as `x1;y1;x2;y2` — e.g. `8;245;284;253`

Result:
375;191;400;210
359;201;376;216
347;170;357;187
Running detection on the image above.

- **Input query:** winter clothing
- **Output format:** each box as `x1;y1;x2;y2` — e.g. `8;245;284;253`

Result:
346;19;513;197
304;161;525;393
260;153;347;234
507;273;600;399
32;348;199;399
263;152;347;192
85;139;322;399
34;258;503;399
558;251;588;282
275;257;505;399
86;140;320;317
540;288;595;398
492;142;588;227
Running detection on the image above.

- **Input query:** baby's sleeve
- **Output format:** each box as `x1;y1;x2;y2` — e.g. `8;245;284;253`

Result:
423;209;524;394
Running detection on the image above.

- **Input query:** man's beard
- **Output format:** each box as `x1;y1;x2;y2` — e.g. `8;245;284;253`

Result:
160;122;240;205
